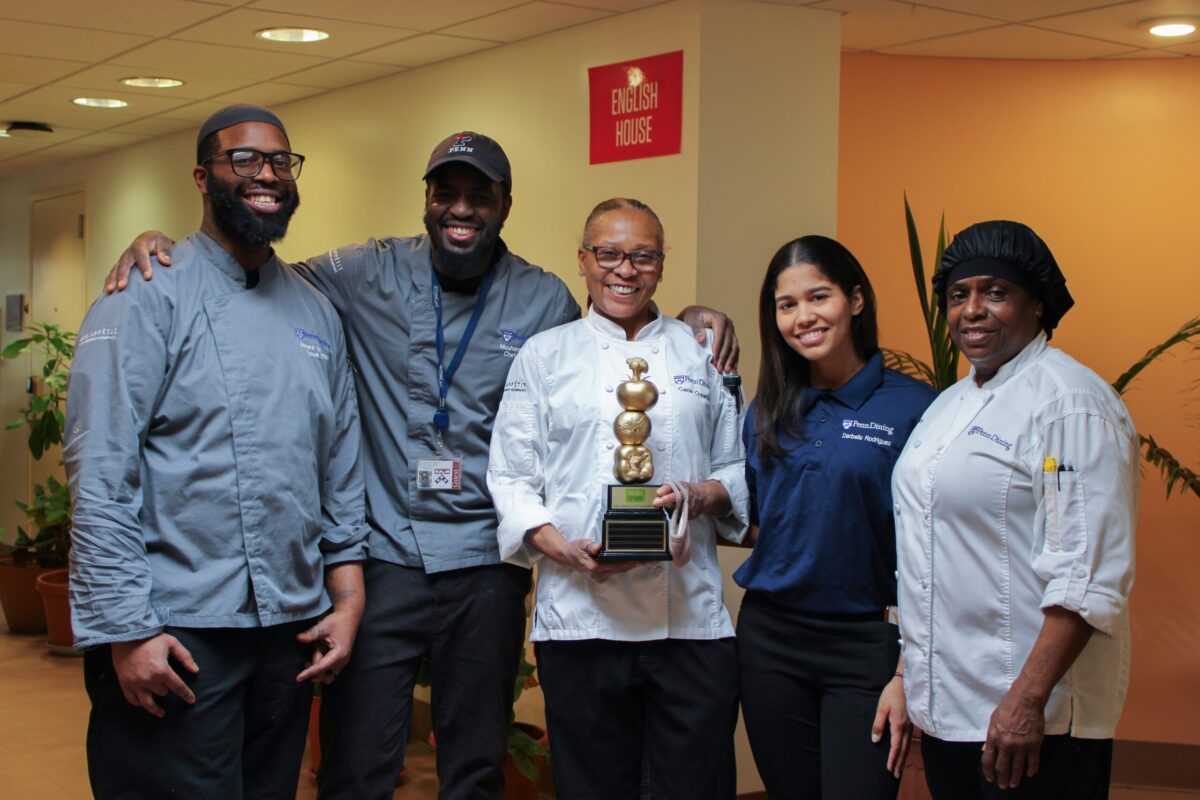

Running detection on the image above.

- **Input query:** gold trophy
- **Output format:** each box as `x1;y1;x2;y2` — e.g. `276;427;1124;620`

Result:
599;357;671;561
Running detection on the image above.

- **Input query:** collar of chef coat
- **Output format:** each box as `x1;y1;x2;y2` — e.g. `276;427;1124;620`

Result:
192;230;281;288
801;350;884;413
584;304;664;342
968;331;1049;392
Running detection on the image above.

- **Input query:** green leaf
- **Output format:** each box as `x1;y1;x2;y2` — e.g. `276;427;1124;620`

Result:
1111;316;1200;396
881;348;936;385
1;338;33;359
1140;434;1200;499
903;194;932;325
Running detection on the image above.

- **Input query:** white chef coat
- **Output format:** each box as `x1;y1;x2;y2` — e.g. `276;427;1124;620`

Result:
894;333;1137;741
487;310;748;642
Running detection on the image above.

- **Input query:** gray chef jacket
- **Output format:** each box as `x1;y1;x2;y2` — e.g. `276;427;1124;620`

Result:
295;236;579;573
66;232;368;650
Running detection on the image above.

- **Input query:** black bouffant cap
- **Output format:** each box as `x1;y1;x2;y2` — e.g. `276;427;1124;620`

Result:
934;220;1074;339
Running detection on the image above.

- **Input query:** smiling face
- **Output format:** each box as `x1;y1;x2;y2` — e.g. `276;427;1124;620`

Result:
423;162;511;279
579;207;663;340
774;262;865;388
200;121;299;248
946;275;1043;385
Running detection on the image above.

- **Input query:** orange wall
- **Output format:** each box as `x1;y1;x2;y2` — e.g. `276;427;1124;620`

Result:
838;52;1200;746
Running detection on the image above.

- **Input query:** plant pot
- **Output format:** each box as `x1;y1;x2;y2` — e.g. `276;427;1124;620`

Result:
308;694;323;781
0;555;51;634
504;722;548;800
36;568;76;655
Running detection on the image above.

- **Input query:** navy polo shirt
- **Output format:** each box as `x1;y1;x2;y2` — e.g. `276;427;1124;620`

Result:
735;352;936;615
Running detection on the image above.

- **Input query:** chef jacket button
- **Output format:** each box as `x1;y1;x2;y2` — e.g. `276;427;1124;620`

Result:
651;346;659;354
606;442;614;450
605;385;614;392
913;440;922;448
923;509;931;520
894;503;900;514
601;343;609;350
656;443;666;452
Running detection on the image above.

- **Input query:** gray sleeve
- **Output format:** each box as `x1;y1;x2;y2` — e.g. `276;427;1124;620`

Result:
64;289;170;649
319;319;370;565
558;282;583;324
291;239;388;313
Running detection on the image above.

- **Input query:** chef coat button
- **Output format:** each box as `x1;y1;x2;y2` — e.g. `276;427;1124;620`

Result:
913;440;922;448
656;443;666;452
894;503;900;514
606;441;614;450
605;385;614;393
923;509;931;520
814;439;823;448
602;343;610;350
921;580;928;590
651;346;659;354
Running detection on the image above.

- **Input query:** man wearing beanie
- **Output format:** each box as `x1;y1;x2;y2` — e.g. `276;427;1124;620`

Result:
66;105;368;798
107;129;735;800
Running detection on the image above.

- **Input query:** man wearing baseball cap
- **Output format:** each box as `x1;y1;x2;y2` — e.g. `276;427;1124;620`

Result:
107;128;736;799
69;105;368;798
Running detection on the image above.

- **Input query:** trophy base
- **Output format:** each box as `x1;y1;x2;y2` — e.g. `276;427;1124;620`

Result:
598;484;672;562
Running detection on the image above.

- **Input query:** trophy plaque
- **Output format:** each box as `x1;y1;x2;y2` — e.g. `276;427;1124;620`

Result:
598;357;671;561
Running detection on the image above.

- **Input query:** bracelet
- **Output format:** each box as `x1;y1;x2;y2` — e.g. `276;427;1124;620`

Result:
894;671;904;678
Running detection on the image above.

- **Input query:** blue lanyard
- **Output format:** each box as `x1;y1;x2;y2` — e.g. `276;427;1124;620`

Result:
431;264;495;447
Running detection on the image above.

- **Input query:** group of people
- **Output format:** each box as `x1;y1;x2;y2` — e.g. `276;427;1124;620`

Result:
64;102;1136;800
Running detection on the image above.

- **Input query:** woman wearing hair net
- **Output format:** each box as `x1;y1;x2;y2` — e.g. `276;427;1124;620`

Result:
892;221;1137;799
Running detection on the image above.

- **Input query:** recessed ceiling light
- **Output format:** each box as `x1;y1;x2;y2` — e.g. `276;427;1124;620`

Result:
73;97;129;108
120;76;184;89
5;121;54;138
255;27;329;43
1142;18;1198;37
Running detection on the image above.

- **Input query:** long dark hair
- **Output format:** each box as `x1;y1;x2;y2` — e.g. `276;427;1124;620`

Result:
754;235;879;463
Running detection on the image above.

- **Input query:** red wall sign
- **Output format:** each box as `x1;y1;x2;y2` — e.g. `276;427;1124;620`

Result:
588;50;683;165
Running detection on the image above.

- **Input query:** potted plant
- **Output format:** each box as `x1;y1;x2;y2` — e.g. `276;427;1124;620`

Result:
0;322;75;648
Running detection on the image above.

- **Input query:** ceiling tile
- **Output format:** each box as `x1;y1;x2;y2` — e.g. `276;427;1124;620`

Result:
169;8;420;58
63;129;153;148
0;135;55;156
109;39;326;80
14;85;194;116
809;0;1001;50
0;153;61;176
247;0;526;32
158;100;239;123
879;22;1137;58
0;0;226;36
0;82;38;101
442;1;613;43
0;100;136;131
1097;47;1187;57
273;59;406;89
552;0;666;10
53;64;251;101
0;54;90;86
107;116;198;137
0;20;150;61
207;81;329;107
355;34;500;67
1162;39;1200;54
903;1;1129;23
1029;0;1200;49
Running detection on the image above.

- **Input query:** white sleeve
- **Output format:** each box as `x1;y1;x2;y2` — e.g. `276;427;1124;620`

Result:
706;365;749;543
1033;406;1138;637
486;345;554;567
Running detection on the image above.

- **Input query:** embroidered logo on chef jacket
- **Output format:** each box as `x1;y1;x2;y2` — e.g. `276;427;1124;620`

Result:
295;328;332;361
672;374;709;398
967;425;1013;451
77;327;120;348
499;328;529;358
503;379;528;394
840;419;895;447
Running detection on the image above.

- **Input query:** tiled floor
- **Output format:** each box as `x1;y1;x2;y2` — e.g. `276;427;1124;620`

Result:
0;618;1193;800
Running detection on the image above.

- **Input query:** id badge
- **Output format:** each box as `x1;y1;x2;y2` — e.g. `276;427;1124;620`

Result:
417;457;462;491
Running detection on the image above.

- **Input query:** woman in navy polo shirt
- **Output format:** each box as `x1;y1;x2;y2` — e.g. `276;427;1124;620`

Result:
736;235;936;799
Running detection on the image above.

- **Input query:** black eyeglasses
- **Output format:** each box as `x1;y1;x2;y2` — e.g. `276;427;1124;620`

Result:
582;245;664;273
203;148;306;180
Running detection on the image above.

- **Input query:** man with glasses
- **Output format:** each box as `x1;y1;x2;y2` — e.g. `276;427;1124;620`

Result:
107;129;736;800
67;104;367;798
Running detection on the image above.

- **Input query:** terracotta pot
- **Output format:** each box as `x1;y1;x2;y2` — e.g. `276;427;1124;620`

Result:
308;695;322;781
0;556;51;634
504;722;549;800
36;568;76;655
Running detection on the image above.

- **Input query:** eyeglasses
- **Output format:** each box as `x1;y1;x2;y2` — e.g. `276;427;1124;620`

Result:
582;245;664;273
203;148;306;180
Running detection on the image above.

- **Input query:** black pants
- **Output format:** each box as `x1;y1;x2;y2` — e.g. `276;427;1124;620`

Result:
318;559;531;800
84;621;314;800
737;593;901;800
536;637;739;800
921;733;1113;800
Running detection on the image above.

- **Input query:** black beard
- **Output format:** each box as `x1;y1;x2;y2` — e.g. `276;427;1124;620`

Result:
423;216;502;279
207;173;299;247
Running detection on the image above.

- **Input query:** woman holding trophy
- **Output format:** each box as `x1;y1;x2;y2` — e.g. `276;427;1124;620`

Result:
487;198;748;800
